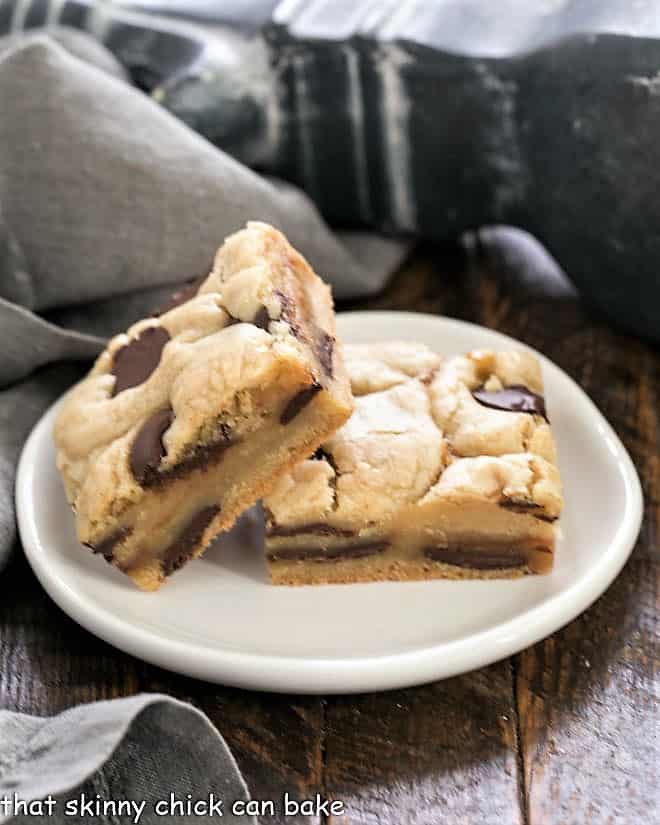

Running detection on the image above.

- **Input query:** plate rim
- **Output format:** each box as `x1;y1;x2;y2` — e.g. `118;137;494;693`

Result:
16;311;644;694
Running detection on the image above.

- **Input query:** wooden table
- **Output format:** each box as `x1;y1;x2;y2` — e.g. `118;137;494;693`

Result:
1;244;657;824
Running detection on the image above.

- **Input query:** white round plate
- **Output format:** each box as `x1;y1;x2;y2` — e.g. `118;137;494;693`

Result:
17;312;643;694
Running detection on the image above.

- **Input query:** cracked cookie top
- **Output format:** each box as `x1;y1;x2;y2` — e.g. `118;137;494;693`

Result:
265;344;562;530
343;341;443;395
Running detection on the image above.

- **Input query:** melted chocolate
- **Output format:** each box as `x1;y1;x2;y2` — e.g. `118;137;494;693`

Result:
280;383;322;424
161;505;220;576
472;385;548;421
85;526;132;563
132;413;238;488
424;547;526;570
266;522;355;538
274;290;334;382
316;331;334;378
499;499;557;521
253;306;270;330
268;540;389;562
130;407;174;484
111;326;170;396
160;426;238;482
274;289;301;339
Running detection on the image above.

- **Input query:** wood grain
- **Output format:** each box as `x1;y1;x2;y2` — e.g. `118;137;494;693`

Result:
323;665;523;825
515;329;659;825
1;242;657;824
517;555;658;825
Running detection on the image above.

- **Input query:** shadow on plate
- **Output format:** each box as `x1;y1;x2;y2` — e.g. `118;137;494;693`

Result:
202;505;270;585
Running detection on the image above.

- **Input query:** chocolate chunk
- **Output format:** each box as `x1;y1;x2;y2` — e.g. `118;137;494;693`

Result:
134;420;238;488
499;499;557;521
424;547;526;569
153;275;206;316
316;330;334;378
85;527;132;563
472;385;548;421
274;290;332;380
161;505;220;577
130;407;174;484
280;382;322;424
311;446;339;479
253;306;270;330
111;326;170;396
267;522;355;538
274;289;301;338
268;540;389;563
163;424;237;480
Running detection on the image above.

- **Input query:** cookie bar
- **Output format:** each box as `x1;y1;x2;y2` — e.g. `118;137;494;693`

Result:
54;222;353;590
263;344;562;585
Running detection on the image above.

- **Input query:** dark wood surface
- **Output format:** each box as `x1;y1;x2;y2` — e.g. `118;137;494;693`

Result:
1;243;657;824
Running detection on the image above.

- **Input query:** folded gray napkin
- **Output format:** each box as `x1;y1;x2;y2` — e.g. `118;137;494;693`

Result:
0;29;408;574
0;694;256;824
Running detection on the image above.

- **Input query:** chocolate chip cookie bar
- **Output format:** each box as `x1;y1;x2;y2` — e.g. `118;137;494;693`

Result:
264;344;562;585
54;222;353;590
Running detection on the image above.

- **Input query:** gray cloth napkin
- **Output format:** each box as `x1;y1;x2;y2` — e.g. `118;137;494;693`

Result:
0;694;256;824
0;29;408;573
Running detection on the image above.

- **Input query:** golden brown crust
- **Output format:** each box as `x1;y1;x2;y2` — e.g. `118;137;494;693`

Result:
269;557;530;586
